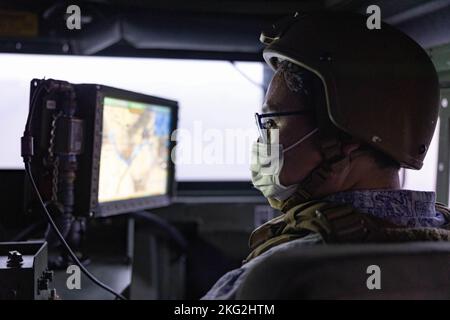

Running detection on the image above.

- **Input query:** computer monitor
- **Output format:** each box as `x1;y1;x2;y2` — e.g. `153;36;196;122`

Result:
26;79;178;217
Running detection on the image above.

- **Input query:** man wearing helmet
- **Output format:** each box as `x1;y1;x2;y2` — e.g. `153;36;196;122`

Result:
202;12;450;300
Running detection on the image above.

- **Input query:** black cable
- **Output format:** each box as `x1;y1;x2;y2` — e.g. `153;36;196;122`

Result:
22;78;126;300
25;162;126;300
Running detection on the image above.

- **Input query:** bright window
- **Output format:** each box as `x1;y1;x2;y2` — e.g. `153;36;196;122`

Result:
402;118;440;192
0;53;263;181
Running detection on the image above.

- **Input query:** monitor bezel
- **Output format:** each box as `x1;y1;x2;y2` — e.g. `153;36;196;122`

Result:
91;85;178;217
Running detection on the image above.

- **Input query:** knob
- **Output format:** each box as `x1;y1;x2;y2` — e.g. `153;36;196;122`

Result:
7;251;23;268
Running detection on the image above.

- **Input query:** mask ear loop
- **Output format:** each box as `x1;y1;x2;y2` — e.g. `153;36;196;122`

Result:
283;128;319;153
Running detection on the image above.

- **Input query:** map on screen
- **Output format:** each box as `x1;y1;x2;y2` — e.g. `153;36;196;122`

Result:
98;96;172;203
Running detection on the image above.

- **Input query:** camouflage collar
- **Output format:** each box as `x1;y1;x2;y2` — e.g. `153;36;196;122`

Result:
323;189;447;228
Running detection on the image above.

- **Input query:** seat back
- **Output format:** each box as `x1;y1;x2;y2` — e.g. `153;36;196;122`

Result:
236;242;450;299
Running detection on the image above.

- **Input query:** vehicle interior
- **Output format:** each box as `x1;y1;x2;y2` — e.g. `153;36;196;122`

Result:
0;0;449;301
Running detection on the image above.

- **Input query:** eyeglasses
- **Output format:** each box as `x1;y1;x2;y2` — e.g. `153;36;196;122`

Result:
255;110;312;143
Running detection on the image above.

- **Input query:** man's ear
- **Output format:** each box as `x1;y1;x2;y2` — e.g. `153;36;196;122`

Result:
342;143;361;156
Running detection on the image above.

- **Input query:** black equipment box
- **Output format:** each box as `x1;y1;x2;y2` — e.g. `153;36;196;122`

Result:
0;241;54;300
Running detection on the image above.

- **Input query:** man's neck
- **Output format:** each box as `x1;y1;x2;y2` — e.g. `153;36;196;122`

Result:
349;168;401;191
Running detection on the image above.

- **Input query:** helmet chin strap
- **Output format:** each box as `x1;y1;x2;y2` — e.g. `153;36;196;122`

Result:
268;139;369;212
267;137;350;212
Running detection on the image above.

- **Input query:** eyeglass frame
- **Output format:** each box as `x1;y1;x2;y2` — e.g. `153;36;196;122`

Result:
254;110;313;143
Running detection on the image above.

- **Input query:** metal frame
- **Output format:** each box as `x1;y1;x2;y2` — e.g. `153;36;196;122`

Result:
436;87;450;205
431;43;450;205
255;110;312;143
91;86;179;217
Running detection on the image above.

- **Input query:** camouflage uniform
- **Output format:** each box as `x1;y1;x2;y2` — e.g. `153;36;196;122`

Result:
202;190;450;300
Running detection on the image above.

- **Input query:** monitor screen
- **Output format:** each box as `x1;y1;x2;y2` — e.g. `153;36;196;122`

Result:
98;97;172;203
91;86;178;216
25;79;178;218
